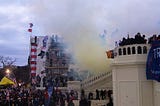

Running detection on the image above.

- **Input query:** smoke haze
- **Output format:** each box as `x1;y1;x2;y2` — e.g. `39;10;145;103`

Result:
29;0;111;73
1;0;160;67
26;0;160;73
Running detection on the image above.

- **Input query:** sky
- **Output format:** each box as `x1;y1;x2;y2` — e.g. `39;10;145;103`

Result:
0;0;160;73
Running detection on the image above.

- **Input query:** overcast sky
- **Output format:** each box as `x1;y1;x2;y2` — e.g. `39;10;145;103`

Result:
0;0;160;73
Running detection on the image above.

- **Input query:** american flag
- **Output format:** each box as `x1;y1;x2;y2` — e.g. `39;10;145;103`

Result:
28;28;32;32
28;23;33;32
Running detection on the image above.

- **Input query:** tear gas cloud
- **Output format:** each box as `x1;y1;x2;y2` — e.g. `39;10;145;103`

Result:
28;0;160;73
29;0;111;74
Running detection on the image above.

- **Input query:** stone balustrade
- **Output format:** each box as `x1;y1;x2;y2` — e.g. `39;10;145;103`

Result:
81;71;112;89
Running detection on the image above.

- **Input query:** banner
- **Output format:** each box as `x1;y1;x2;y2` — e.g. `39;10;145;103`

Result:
146;40;160;82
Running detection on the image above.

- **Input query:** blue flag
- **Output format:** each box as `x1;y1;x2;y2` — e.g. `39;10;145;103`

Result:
48;86;53;97
146;40;160;82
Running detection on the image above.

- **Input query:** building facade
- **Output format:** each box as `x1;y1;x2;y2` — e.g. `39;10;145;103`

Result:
112;43;160;106
29;35;72;87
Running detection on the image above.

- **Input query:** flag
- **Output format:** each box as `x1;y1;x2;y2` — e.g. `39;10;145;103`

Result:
28;28;32;32
146;40;160;82
106;50;114;58
29;23;33;28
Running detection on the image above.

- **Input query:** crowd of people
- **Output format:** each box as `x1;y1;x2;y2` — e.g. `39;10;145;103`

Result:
117;32;147;46
0;84;114;106
42;76;68;88
148;34;160;44
117;33;160;47
88;89;108;100
0;86;43;106
80;89;113;106
33;75;68;88
0;85;78;106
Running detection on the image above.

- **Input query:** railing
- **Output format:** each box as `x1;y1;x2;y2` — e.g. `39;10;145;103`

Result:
114;44;150;57
81;71;112;88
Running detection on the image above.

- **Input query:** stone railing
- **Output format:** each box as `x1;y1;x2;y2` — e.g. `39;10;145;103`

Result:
81;71;112;89
71;100;109;106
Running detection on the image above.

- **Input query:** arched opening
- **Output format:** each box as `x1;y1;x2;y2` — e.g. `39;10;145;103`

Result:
132;47;136;54
118;48;122;56
137;46;142;54
127;47;131;55
123;48;126;55
143;46;147;54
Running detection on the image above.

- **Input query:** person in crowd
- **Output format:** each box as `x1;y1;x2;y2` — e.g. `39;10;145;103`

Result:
79;96;89;106
88;92;93;100
36;75;41;87
107;90;113;106
68;99;75;106
96;89;100;100
44;89;49;106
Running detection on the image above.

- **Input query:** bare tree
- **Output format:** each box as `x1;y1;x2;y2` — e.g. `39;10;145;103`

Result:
0;56;16;68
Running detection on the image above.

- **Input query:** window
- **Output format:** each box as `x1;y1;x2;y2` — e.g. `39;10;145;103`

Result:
143;46;147;54
132;47;136;54
127;47;131;55
123;48;126;55
118;48;122;56
137;46;142;54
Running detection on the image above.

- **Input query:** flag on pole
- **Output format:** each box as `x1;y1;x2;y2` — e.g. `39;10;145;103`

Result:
29;23;33;28
28;23;33;32
28;28;32;32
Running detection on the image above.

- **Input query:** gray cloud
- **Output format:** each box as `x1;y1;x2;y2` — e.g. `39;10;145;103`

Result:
0;2;31;66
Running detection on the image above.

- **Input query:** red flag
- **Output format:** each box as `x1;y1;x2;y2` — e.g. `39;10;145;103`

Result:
106;50;114;58
28;28;32;32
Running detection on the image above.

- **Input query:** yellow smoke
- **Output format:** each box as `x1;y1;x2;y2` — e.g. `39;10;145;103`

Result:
62;30;111;74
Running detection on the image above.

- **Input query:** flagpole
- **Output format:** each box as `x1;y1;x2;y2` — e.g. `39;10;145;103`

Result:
28;23;32;86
